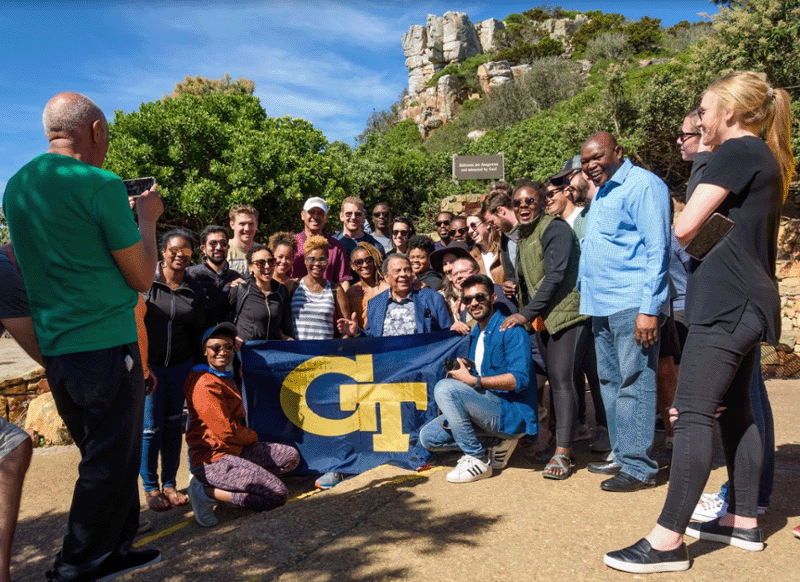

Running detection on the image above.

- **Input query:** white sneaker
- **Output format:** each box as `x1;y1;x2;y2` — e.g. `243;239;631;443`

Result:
692;492;727;522
489;438;520;470
446;454;492;483
188;476;218;527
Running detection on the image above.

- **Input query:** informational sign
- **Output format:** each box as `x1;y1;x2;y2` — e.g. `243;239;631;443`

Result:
452;154;504;180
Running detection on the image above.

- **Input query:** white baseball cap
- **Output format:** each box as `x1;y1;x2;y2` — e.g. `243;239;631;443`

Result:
303;197;328;213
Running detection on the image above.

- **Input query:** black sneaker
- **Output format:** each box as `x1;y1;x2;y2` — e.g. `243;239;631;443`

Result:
685;517;764;551
94;549;162;582
604;538;690;573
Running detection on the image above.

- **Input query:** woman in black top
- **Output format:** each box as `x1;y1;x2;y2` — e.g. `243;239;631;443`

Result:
231;244;293;341
142;229;207;511
606;72;795;573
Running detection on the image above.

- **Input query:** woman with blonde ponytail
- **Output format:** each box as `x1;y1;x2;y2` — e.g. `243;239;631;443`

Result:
605;71;795;573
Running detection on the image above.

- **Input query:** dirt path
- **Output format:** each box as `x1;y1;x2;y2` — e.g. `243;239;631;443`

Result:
10;380;800;582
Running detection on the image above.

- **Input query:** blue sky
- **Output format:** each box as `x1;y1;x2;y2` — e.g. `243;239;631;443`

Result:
0;0;718;190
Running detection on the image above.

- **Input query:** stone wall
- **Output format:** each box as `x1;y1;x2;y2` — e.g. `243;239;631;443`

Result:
0;367;46;424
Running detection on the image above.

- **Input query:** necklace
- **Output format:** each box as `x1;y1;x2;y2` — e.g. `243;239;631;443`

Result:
304;276;324;293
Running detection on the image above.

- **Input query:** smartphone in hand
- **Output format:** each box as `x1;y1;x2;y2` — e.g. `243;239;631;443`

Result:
123;177;155;199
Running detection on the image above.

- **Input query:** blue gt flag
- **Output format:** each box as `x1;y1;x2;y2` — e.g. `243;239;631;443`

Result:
240;332;470;474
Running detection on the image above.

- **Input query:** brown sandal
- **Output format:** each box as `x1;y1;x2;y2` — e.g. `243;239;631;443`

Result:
163;486;189;506
145;490;172;512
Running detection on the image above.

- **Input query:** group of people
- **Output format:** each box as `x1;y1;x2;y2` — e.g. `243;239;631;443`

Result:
0;68;796;581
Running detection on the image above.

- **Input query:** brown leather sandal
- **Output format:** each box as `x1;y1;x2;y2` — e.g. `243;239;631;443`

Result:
162;486;189;506
145;489;172;512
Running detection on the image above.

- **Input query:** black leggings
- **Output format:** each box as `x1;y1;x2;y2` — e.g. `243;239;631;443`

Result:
575;332;607;428
657;304;763;533
542;320;592;448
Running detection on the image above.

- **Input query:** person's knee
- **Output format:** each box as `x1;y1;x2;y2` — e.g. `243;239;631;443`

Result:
433;378;467;406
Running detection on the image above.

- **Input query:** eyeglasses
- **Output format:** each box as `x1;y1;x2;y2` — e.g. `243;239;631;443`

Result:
206;240;228;248
373;211;390;218
307;256;328;264
435;220;450;227
392;229;410;237
250;258;275;269
353;256;375;267
344;211;363;218
678;132;701;143
462;292;490;305
512;197;537;208
448;227;468;236
166;247;191;257
468;221;483;230
206;343;234;354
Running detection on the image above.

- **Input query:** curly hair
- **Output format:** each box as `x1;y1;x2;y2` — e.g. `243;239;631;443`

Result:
351;241;384;281
304;234;329;256
268;231;297;254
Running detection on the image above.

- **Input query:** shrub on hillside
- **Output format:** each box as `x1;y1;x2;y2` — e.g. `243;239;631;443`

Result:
585;32;631;61
473;57;584;129
663;21;712;53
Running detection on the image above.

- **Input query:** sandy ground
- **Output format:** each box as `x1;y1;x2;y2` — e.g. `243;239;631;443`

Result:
8;373;799;582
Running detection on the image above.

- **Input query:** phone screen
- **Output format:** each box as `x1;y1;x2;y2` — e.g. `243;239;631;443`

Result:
123;177;155;198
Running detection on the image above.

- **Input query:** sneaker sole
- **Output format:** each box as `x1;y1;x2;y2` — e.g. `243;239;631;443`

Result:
96;553;162;582
794;529;800;539
690;509;724;522
603;553;689;573
446;471;492;483
684;526;764;551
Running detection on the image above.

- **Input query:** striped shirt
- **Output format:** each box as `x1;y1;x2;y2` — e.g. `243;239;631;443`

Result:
291;279;335;340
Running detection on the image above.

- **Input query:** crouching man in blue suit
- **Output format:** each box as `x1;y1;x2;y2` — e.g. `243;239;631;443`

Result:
418;274;538;483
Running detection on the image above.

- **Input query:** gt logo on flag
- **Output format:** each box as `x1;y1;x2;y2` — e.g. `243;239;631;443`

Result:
280;354;428;451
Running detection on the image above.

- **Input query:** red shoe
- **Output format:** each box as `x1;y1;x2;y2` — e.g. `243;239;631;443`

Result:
793;524;800;539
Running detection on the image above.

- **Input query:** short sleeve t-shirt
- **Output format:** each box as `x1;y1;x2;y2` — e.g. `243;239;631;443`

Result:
3;153;142;355
685;137;782;343
0;249;29;335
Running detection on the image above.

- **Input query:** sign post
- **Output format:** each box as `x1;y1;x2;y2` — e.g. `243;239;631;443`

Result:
452;153;505;181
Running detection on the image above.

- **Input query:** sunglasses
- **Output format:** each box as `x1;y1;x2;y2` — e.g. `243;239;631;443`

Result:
344;211;363;218
353;256;375;267
206;240;228;248
545;188;563;199
373;211;390;218
448;227;468;236
307;256;328;264
462;292;490;305
250;258;275;269
392;229;410;237
468;221;483;229
512;197;537;208
206;343;234;354
435;220;451;227
678;132;701;143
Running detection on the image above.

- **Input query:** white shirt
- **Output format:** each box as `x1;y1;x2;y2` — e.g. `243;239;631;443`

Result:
565;206;582;229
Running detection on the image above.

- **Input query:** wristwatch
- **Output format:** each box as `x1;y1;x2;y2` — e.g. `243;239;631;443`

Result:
473;374;482;390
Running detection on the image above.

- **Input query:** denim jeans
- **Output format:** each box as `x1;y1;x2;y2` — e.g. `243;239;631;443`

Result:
45;343;144;580
592;307;659;483
140;359;192;492
418;378;512;457
719;347;774;508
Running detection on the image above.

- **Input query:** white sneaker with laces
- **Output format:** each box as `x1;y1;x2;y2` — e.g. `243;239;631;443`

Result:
692;492;727;522
489;438;520;470
446;454;492;483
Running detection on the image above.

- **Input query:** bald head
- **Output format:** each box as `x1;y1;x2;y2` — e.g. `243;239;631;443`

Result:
43;93;109;167
43;93;106;138
580;131;623;188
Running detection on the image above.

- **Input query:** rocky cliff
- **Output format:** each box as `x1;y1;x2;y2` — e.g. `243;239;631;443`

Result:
401;11;588;136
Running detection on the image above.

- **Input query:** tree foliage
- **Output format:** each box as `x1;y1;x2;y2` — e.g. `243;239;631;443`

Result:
169;73;255;98
625;16;663;54
105;93;346;237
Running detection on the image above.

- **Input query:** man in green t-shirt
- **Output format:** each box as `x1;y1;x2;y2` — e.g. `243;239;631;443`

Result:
3;92;163;582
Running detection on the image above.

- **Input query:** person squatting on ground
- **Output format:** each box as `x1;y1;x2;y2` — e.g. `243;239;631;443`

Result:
418;274;538;483
605;71;795;573
3;92;163;581
185;323;300;527
578;131;671;493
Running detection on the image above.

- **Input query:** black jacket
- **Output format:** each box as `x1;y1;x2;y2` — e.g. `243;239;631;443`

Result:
186;260;242;326
229;278;293;341
144;264;207;367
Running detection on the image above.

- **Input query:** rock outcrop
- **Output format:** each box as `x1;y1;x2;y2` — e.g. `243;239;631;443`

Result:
401;11;588;137
25;391;73;446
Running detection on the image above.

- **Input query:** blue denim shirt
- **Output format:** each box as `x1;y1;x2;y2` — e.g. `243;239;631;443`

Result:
578;159;670;317
469;310;537;436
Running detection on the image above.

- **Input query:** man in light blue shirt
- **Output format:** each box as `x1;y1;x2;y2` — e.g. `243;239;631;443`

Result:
578;132;670;492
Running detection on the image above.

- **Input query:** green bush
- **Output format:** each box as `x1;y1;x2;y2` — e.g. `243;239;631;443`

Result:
585;32;631;61
625;16;663;54
427;53;489;93
571;11;626;55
